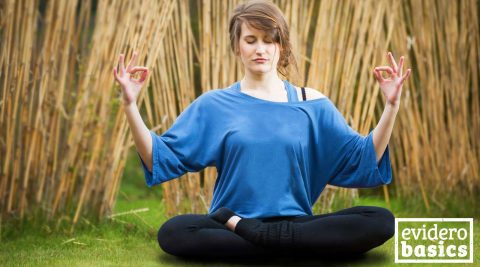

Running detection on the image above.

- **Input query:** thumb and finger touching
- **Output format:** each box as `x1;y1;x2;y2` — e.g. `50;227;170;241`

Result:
373;53;413;104
113;52;149;85
129;67;149;84
374;53;412;85
112;52;150;106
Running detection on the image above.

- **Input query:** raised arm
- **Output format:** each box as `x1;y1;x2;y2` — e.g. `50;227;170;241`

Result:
372;52;411;163
124;103;152;171
113;52;152;171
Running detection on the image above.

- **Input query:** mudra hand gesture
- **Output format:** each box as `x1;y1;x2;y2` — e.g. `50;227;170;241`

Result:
113;51;149;106
373;52;412;108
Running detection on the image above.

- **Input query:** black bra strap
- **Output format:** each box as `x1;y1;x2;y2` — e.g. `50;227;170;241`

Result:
301;87;306;101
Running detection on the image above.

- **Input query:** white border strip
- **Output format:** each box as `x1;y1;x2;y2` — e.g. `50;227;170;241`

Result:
395;218;473;263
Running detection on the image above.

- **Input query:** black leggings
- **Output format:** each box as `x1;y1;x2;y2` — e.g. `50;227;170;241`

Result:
157;206;394;259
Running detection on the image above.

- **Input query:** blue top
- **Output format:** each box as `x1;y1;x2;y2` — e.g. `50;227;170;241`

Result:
138;80;392;219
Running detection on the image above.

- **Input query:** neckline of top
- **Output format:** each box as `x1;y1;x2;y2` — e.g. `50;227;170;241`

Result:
229;80;329;105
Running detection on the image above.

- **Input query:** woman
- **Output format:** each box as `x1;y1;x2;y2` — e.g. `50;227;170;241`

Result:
113;0;411;259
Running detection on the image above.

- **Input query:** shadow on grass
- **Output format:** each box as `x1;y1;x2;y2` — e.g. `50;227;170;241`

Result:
157;250;390;266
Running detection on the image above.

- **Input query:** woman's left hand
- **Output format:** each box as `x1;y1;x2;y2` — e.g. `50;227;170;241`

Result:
373;52;412;108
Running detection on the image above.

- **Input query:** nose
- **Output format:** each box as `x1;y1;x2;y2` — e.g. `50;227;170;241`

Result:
255;43;267;54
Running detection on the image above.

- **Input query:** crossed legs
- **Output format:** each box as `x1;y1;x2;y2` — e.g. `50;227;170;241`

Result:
157;206;395;259
156;213;275;259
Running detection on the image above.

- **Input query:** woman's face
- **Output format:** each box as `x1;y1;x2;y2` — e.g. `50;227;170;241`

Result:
237;23;281;75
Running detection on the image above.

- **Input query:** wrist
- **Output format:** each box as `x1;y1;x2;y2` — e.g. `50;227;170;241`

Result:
123;100;138;109
386;101;400;112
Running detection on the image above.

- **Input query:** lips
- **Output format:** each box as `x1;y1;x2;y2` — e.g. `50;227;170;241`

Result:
254;58;268;63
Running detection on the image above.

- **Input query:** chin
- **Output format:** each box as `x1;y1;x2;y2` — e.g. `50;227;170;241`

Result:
248;66;274;75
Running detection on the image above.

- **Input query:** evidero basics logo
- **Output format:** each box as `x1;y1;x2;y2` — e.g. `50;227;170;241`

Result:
395;218;474;263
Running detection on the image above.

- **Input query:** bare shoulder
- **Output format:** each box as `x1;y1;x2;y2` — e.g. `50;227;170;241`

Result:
294;86;327;100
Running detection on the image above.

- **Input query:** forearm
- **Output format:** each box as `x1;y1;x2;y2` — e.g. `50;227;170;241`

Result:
124;103;153;171
372;102;399;163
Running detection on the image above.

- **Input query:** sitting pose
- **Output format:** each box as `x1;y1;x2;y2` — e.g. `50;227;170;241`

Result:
113;0;411;259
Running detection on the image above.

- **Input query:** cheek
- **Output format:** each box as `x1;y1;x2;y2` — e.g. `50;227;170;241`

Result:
239;44;254;58
239;46;248;55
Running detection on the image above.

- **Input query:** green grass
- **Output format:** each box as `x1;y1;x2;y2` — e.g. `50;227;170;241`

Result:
1;149;479;266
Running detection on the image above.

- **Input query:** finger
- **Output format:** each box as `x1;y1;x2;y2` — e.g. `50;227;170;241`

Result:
375;66;395;74
400;69;411;83
387;52;398;72
138;69;149;83
129;66;149;74
113;67;120;82
118;54;125;75
373;69;384;82
127;51;138;72
398;56;404;76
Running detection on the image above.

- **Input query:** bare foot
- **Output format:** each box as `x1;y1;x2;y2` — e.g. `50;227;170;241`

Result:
225;215;242;231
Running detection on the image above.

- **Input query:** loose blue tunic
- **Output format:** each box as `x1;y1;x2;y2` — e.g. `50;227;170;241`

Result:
139;80;392;219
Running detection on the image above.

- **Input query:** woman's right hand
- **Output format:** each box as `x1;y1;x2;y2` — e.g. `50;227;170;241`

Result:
113;51;149;106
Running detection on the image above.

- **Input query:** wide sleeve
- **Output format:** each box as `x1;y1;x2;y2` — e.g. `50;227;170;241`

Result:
320;100;392;188
138;93;220;187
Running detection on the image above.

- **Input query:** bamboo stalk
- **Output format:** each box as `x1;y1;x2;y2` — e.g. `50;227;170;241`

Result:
0;0;478;227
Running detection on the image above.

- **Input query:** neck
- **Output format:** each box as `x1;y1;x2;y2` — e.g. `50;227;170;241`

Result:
241;71;284;93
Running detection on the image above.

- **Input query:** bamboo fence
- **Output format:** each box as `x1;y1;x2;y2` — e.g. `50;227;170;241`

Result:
0;0;478;226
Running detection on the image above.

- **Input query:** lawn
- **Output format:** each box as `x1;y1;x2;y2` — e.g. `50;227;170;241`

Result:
1;150;478;266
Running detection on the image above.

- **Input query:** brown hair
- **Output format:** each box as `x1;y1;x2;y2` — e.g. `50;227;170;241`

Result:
228;0;299;78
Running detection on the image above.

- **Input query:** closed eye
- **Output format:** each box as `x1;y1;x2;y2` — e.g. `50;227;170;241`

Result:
245;39;273;44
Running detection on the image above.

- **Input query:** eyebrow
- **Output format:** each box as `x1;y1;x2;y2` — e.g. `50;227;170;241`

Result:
243;35;272;39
